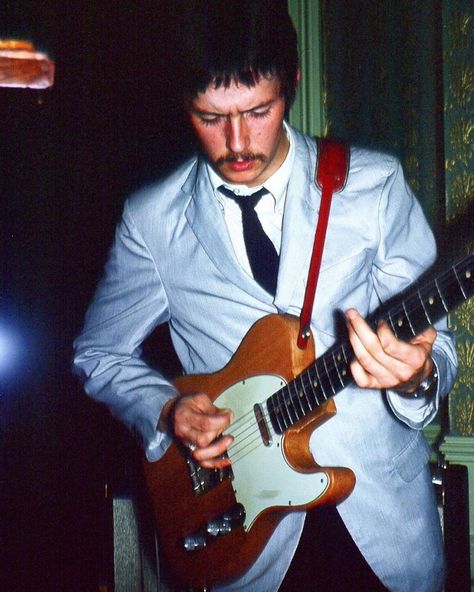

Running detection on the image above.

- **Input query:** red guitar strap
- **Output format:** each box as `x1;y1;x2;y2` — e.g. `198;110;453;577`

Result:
297;138;350;349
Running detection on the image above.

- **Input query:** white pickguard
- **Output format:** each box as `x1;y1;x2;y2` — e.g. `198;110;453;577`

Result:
217;374;330;531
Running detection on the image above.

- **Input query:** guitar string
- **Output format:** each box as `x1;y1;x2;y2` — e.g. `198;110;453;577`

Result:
206;257;469;462
225;260;473;465
226;261;472;462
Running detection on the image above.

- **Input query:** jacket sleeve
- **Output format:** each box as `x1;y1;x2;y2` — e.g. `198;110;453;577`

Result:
73;200;178;461
370;159;457;428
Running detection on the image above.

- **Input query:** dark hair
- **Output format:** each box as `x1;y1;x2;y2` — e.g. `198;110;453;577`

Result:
172;0;299;109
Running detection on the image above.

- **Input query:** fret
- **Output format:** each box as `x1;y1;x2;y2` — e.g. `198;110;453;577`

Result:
278;388;292;430
307;366;324;407
417;288;432;325
418;280;448;325
268;390;290;434
453;266;467;299
267;253;473;437
434;278;448;312
329;351;346;392
444;263;473;307
315;359;332;400
331;349;346;388
292;377;305;417
386;310;397;334
340;346;351;385
403;292;429;336
278;388;293;428
322;355;336;395
386;306;413;341
287;381;301;422
297;373;313;414
341;341;351;365
402;300;416;336
340;342;354;387
266;394;284;435
455;258;473;299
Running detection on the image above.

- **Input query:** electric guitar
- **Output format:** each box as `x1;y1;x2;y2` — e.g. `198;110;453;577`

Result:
143;250;473;590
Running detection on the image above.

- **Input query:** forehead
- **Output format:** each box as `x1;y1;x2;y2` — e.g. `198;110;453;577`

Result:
190;76;282;114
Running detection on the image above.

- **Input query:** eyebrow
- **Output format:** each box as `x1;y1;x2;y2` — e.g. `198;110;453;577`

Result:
190;98;275;117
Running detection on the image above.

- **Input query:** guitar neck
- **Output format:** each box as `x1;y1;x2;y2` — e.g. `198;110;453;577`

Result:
268;251;474;434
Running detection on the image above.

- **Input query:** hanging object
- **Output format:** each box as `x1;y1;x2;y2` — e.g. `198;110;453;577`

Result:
0;40;55;89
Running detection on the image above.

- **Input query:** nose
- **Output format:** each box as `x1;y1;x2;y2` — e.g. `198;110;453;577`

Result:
226;116;248;154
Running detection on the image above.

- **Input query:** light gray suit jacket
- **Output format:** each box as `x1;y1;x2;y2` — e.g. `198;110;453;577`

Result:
74;126;457;591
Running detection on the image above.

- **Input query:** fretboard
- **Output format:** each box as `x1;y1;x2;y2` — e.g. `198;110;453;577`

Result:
267;251;474;434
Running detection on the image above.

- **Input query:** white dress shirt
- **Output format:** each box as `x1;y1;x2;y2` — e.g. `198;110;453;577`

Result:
206;122;295;277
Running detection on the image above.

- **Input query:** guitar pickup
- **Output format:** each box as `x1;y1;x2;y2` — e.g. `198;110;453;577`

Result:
254;403;272;446
182;504;246;552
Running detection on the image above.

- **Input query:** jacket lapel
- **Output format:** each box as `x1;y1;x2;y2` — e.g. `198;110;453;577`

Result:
183;130;322;310
183;159;275;303
274;131;321;313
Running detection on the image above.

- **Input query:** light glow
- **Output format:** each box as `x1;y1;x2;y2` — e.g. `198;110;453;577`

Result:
0;324;21;374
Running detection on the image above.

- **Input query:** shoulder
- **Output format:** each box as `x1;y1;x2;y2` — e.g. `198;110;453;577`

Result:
289;125;402;189
125;156;199;221
348;145;401;186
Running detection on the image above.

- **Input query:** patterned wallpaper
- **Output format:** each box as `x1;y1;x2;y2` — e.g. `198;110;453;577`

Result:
321;0;473;436
443;1;473;436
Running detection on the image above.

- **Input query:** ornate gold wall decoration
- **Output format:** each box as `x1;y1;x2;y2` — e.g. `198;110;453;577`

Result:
448;171;473;214
443;1;473;438
452;298;474;333
450;340;474;436
453;395;474;436
449;118;473;167
447;10;472;50
450;63;473;108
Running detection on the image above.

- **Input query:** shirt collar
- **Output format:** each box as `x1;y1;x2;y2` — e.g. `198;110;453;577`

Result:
206;121;295;207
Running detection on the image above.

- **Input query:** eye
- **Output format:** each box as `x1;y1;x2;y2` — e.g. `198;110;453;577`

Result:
249;107;271;119
199;115;222;126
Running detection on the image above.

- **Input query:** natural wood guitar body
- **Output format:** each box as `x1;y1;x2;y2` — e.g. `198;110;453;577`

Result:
143;252;474;589
143;314;355;590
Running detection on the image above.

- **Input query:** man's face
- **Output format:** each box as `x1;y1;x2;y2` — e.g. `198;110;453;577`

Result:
188;76;288;187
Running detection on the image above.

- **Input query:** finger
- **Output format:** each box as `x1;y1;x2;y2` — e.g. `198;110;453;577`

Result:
185;407;233;448
410;325;437;347
346;314;388;388
376;322;431;372
349;357;379;390
172;393;233;444
193;435;234;469
347;310;426;389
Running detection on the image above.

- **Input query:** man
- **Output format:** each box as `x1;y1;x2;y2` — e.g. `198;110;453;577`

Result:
73;3;457;591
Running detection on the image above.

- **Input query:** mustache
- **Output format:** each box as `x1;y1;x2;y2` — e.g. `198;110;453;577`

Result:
215;152;267;167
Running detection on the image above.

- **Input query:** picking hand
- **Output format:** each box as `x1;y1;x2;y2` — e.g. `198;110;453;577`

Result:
162;392;234;469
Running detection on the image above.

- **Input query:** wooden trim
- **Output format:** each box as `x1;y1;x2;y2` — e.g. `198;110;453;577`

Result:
440;436;474;587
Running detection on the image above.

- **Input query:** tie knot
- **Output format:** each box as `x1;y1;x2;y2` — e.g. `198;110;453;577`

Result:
219;186;267;210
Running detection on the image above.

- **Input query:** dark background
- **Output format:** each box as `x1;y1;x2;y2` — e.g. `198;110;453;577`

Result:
1;2;467;591
1;2;197;590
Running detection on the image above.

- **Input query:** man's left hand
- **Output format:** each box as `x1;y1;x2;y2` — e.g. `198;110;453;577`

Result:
345;308;436;394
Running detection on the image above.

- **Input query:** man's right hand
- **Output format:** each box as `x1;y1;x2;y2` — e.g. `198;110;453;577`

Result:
160;393;234;469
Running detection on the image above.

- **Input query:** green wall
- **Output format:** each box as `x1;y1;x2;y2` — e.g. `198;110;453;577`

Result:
288;0;473;584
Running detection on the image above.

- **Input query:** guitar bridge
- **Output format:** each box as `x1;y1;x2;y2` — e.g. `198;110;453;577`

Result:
186;452;233;496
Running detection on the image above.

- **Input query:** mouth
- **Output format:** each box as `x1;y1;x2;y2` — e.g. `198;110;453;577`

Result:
216;152;266;174
226;159;255;172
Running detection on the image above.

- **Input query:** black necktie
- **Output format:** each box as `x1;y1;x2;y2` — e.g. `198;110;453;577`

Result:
220;186;279;295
